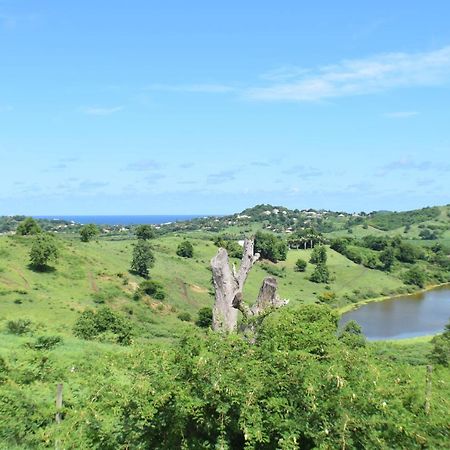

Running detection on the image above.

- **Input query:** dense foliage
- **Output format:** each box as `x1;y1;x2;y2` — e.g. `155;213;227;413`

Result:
254;231;288;263
16;217;41;236
130;239;155;278
29;233;59;271
134;224;156;240
79;223;99;242
176;239;194;258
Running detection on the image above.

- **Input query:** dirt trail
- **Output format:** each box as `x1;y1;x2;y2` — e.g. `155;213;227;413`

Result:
88;272;99;292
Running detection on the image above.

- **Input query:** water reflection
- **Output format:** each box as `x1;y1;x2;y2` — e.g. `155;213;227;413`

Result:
339;285;450;340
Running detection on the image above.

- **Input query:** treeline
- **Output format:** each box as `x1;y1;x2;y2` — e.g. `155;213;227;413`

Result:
369;206;441;231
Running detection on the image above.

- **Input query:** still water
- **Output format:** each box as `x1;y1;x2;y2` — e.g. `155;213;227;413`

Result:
339;284;450;340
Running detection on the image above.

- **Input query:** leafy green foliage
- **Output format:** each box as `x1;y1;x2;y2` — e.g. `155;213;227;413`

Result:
177;312;192;322
29;233;59;271
16;217;41;236
309;262;330;283
27;335;63;350
404;265;426;287
213;236;243;258
6;319;33;335
254;231;288;262
176;239;194;258
130;239;155;278
369;206;440;231
294;258;307;272
139;280;166;300
196;306;213;328
260;262;286;278
429;320;450;366
309;245;327;264
73;306;133;345
339;320;367;348
135;224;156;240
79;223;99;242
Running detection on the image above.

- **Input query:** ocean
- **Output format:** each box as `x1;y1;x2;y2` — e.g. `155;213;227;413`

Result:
34;215;205;226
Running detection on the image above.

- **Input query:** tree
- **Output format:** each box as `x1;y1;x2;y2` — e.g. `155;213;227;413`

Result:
294;258;307;272
429;320;450;366
80;223;99;242
176;240;194;258
309;245;327;264
338;320;366;348
16;217;41;236
309;262;330;283
254;231;288;262
130;240;155;278
29;233;59;271
135;224;156;240
403;265;426;288
210;238;287;332
380;246;395;271
396;241;423;263
196;307;213;328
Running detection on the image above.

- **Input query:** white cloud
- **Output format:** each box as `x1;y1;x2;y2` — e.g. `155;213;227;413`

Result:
246;46;450;102
384;111;419;118
81;106;123;116
144;83;235;93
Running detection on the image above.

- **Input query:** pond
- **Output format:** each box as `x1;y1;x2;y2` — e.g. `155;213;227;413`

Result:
339;284;450;340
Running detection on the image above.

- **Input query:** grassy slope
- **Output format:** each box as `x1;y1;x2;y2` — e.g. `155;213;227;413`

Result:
0;232;408;341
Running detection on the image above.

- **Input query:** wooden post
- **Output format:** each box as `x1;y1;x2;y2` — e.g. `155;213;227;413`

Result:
425;365;432;415
55;383;63;424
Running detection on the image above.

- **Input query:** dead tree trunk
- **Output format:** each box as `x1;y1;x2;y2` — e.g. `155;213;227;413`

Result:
211;238;287;332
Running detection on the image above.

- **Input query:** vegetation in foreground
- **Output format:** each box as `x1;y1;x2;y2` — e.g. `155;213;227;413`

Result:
0;206;449;448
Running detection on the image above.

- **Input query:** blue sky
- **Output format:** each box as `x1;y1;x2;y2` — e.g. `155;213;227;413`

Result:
1;0;450;215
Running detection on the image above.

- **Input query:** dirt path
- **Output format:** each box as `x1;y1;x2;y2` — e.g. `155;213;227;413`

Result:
12;268;30;289
88;272;99;292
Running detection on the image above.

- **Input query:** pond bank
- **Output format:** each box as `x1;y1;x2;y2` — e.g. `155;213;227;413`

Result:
338;282;450;314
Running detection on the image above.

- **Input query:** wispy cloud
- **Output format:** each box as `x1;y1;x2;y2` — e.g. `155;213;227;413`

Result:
81;106;123;116
206;170;236;184
283;165;323;178
125;159;161;171
0;105;13;112
145;83;235;94
379;157;450;175
246;46;450;102
384;111;419;119
78;180;109;191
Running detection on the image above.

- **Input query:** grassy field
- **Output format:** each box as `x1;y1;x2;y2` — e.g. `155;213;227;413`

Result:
0;231;411;343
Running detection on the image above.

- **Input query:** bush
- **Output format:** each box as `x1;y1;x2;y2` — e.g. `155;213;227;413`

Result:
27;335;63;350
254;231;287;263
29;233;59;271
196;307;213;328
80;223;99;242
294;258;307;272
309;263;330;283
176;240;194;258
309;245;327;264
73;307;133;345
130;240;155;278
6;319;33;335
177;312;192;322
135;224;156;240
139;280;166;300
16;217;41;236
429;321;450;366
403;266;426;288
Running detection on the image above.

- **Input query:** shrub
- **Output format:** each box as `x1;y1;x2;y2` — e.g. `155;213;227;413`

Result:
294;258;307;272
429;321;450;366
176;240;194;258
135;224;156;240
309;245;327;264
338;320;366;348
6;319;33;335
29;234;59;271
27;335;63;350
130;240;155;278
177;312;192;322
73;307;133;345
196;307;213;328
139;280;166;300
16;217;41;236
309;263;330;283
403;266;426;288
80;223;99;242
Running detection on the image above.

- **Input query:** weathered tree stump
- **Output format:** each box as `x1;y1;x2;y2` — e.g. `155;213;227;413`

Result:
210;238;288;333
